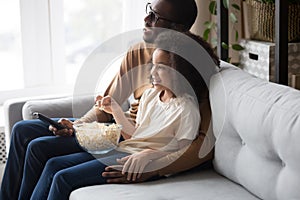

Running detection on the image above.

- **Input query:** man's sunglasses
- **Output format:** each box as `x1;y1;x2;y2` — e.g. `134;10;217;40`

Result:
145;3;175;24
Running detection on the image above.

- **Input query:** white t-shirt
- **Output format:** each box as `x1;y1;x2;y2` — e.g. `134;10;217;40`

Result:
118;88;200;154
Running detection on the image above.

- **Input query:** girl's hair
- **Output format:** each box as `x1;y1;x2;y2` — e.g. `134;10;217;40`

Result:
153;31;220;101
154;31;220;66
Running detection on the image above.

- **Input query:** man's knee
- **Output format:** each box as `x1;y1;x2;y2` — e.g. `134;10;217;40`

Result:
11;120;37;146
11;120;45;139
26;138;50;157
11;120;29;136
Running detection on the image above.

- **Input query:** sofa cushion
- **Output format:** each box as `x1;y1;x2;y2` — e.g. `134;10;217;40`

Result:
70;168;259;200
22;95;94;120
210;66;300;200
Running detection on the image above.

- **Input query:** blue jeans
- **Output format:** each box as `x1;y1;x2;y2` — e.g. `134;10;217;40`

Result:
0;119;83;200
31;151;129;200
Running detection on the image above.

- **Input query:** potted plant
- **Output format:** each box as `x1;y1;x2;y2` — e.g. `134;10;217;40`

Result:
203;0;244;63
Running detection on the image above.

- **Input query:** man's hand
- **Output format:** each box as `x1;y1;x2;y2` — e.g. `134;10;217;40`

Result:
102;165;159;183
49;118;74;136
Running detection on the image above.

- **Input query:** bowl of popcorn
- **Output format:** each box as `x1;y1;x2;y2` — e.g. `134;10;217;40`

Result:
73;122;122;154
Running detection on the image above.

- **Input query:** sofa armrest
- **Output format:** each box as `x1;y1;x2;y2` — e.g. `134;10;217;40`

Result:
22;95;94;120
3;99;27;140
4;95;71;133
3;94;88;151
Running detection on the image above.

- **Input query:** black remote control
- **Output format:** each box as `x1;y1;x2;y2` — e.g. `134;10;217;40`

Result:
33;112;66;130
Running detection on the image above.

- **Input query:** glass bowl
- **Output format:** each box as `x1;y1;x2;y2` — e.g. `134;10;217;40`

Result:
73;122;122;154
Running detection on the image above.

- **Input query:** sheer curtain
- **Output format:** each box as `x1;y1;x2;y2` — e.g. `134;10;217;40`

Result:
122;0;148;32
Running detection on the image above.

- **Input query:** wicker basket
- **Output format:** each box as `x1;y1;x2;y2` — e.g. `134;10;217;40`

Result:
247;0;300;42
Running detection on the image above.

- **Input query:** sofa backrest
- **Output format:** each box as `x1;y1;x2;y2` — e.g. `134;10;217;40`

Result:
209;62;300;200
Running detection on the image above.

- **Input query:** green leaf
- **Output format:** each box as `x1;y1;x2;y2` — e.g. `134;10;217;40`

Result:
209;1;217;15
232;44;244;51
203;29;211;41
222;42;229;50
204;21;214;29
229;13;237;23
223;0;229;9
235;30;239;42
231;3;240;10
204;21;210;27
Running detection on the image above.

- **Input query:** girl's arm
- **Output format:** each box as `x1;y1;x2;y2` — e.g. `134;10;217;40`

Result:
118;138;193;181
117;148;170;181
100;96;136;139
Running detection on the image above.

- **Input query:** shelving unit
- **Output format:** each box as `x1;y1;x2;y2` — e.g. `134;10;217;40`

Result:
217;0;289;86
275;0;288;85
217;0;228;61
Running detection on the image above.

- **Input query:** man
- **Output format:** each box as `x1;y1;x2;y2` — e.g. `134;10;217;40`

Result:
0;0;213;199
83;0;215;182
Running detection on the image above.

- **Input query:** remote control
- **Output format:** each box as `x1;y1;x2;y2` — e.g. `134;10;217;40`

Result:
33;112;66;130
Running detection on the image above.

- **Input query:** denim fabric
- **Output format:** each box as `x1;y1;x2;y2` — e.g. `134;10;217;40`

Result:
41;151;129;200
18;136;85;200
0;119;52;200
30;152;95;200
0;119;83;200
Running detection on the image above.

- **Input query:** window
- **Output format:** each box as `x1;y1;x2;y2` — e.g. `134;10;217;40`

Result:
0;0;23;91
63;0;123;85
0;0;147;105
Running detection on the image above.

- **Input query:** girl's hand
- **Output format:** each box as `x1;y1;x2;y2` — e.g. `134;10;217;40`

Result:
95;95;104;110
95;95;103;104
117;151;153;181
95;95;115;114
100;96;113;114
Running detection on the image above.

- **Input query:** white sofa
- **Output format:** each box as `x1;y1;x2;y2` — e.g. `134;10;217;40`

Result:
3;62;300;200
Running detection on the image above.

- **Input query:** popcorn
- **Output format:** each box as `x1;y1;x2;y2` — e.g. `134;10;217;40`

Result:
73;122;122;154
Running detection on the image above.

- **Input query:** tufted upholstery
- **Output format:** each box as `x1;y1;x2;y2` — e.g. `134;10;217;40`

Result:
210;65;300;200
